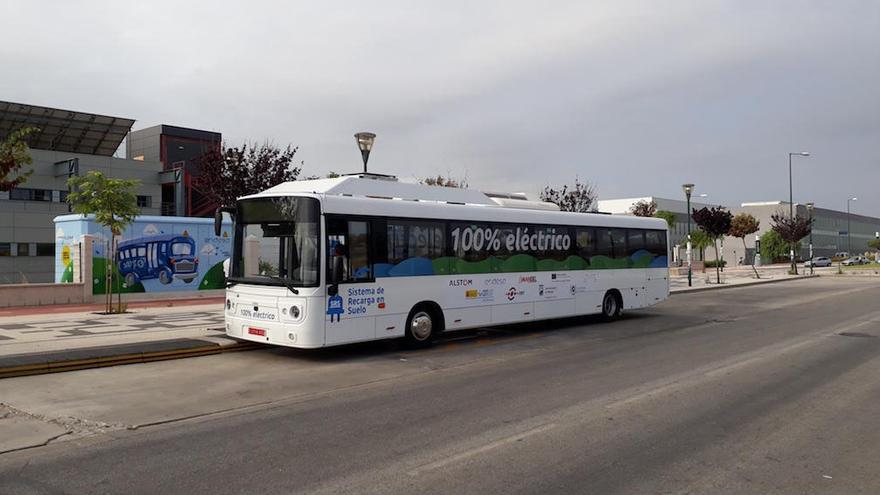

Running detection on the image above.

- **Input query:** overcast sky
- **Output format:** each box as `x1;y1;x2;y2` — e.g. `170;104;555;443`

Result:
2;1;878;213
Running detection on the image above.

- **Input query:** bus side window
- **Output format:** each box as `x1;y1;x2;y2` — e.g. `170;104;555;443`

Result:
627;230;646;257
576;228;595;263
326;218;373;283
347;221;371;281
645;230;667;259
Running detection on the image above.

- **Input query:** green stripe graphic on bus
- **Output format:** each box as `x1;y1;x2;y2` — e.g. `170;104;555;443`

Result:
374;222;667;277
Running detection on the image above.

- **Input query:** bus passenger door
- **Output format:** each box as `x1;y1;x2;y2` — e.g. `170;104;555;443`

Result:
325;218;376;345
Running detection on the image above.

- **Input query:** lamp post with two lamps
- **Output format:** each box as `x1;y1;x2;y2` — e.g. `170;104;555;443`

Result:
847;197;857;255
682;184;694;287
806;202;814;275
788;151;810;274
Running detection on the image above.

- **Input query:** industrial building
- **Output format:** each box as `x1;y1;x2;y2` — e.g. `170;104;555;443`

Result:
599;197;880;263
0;101;220;283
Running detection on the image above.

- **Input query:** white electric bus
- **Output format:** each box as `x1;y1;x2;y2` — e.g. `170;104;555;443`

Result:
215;174;669;348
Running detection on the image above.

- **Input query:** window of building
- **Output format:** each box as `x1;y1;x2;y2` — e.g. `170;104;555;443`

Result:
137;195;152;208
0;243;10;256
59;190;69;203
17;243;30;256
9;188;53;202
36;243;54;256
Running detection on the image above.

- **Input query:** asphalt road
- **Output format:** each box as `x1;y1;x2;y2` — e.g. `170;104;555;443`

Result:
1;277;879;494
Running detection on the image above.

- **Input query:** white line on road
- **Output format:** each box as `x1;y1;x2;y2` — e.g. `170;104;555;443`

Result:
407;422;558;476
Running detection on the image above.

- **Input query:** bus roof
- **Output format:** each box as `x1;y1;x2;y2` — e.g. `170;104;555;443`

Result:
242;176;666;230
118;234;192;248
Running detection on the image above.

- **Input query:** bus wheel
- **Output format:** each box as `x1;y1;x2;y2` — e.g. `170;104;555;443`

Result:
601;291;622;322
404;306;437;348
159;270;172;285
124;273;136;288
182;277;194;284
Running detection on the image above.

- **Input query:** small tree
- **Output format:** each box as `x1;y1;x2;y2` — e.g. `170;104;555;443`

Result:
729;213;761;278
867;239;880;251
192;142;301;207
0;127;39;191
692;206;733;283
689;229;713;267
67;171;140;313
420;175;467;188
630;199;657;217
654;210;675;229
760;229;794;263
771;212;813;275
540;178;597;213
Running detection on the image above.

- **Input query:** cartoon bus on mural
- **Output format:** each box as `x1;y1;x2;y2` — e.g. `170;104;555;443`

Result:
118;234;200;286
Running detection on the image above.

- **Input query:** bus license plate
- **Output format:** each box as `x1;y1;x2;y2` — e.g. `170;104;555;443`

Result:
248;327;266;337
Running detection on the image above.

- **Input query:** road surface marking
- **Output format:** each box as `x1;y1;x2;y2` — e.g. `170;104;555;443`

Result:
407;422;557;476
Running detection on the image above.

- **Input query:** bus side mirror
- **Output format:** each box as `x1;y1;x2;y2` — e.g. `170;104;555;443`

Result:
328;256;344;295
214;206;235;237
214;209;224;237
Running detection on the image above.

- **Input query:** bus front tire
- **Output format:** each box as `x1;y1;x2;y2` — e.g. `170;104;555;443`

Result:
159;270;172;285
404;305;440;348
601;290;622;322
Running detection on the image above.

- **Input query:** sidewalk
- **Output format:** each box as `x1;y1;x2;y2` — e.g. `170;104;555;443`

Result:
669;264;829;293
0;271;825;378
0;301;250;378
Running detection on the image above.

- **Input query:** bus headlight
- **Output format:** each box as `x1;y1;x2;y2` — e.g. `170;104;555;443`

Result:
226;299;231;310
290;305;301;319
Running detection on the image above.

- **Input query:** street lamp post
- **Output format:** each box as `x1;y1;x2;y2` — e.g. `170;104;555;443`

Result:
788;151;809;274
806;202;814;275
354;132;377;174
682;184;694;287
847;197;857;254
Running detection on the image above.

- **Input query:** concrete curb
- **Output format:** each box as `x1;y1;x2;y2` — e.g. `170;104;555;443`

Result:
0;338;260;379
670;274;820;295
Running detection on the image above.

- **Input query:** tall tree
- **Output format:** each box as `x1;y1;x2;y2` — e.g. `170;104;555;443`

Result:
192;142;302;207
67;171;140;314
770;212;813;274
0;127;39;191
630;199;657;217
653;210;676;229
692;206;733;283
729;213;761;278
540;178;597;213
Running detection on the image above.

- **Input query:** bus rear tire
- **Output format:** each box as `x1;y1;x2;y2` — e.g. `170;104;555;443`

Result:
124;273;136;288
403;305;440;348
601;290;622;322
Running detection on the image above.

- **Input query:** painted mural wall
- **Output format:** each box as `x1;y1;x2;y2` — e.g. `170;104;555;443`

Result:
54;214;232;295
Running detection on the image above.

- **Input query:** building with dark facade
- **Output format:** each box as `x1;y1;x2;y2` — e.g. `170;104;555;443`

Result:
126;125;221;217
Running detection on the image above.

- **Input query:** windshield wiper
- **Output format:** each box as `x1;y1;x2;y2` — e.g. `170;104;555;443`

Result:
266;275;300;295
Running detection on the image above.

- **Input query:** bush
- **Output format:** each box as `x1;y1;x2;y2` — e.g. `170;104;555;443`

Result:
704;260;727;268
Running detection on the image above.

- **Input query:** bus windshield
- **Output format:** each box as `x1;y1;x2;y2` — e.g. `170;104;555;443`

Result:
171;242;192;255
231;196;321;287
